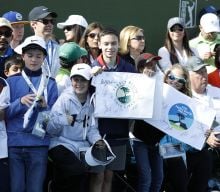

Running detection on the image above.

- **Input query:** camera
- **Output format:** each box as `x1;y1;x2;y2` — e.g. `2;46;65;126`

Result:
32;111;50;139
32;122;46;138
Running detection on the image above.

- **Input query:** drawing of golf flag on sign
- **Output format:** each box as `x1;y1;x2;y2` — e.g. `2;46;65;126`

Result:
92;72;157;119
145;83;216;150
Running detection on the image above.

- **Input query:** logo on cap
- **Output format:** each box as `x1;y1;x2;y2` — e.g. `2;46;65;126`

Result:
15;13;22;21
77;67;85;70
31;39;38;42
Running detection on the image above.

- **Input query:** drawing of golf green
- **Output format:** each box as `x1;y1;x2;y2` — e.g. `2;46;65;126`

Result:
168;103;194;130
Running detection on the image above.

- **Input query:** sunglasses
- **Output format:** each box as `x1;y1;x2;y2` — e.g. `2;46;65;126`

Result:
37;19;56;25
63;26;73;31
88;33;99;39
0;30;12;38
168;74;186;84
170;27;184;32
131;35;145;41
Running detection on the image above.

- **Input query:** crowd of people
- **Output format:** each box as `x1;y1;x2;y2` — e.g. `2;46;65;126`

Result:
1;4;220;192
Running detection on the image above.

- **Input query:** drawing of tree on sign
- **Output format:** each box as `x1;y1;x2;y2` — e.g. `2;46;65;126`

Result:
168;103;193;130
170;112;188;130
116;86;131;104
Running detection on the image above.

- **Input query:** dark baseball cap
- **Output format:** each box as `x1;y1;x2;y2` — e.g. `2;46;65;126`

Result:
186;56;208;72
28;6;57;21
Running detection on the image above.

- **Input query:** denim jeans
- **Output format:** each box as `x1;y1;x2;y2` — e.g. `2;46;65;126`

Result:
8;147;48;192
0;158;10;192
133;141;163;192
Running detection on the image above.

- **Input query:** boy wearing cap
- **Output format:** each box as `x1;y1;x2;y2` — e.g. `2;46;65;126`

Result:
47;63;103;192
56;42;87;95
5;35;58;192
132;53;165;192
29;5;60;78
91;28;136;192
0;17;15;79
190;13;220;71
3;11;29;49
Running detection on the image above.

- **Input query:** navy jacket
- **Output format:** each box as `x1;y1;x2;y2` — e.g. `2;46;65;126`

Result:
6;67;58;147
92;54;136;145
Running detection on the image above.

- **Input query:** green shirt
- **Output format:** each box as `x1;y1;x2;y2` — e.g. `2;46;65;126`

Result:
189;33;220;67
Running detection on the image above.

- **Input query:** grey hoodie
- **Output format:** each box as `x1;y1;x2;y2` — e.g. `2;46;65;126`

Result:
47;86;101;158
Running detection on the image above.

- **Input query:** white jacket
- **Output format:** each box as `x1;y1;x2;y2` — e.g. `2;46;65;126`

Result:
47;87;101;158
0;77;10;158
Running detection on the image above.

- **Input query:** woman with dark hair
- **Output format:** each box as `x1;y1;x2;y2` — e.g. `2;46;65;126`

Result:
79;22;103;64
57;15;88;44
158;17;195;72
208;43;220;87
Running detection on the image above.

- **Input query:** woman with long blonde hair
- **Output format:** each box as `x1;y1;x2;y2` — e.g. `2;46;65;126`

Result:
119;25;145;65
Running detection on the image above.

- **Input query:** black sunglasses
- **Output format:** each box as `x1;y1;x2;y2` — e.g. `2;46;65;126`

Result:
63;26;73;31
88;33;99;39
0;30;12;38
130;35;145;41
170;26;184;32
168;74;186;84
37;19;56;25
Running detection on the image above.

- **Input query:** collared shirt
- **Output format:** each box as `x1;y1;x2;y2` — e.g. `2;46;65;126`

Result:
55;67;71;96
189;33;220;67
42;39;60;78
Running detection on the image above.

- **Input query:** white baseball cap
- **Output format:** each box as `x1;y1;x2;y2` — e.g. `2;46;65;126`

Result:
167;17;185;30
0;17;13;30
57;15;88;29
85;139;116;166
15;36;47;55
70;63;92;80
200;13;220;33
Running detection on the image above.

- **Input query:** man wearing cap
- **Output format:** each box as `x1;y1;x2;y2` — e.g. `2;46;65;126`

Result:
29;5;60;78
189;13;220;73
0;17;15;79
3;11;29;49
56;42;88;95
185;56;220;191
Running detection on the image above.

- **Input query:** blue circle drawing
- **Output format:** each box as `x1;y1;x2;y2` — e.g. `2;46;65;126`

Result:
168;103;194;130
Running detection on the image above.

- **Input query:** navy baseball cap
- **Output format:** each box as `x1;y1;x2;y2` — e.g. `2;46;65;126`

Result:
198;5;220;20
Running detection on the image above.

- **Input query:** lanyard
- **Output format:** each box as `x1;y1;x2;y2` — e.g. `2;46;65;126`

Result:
22;71;48;103
46;40;53;68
